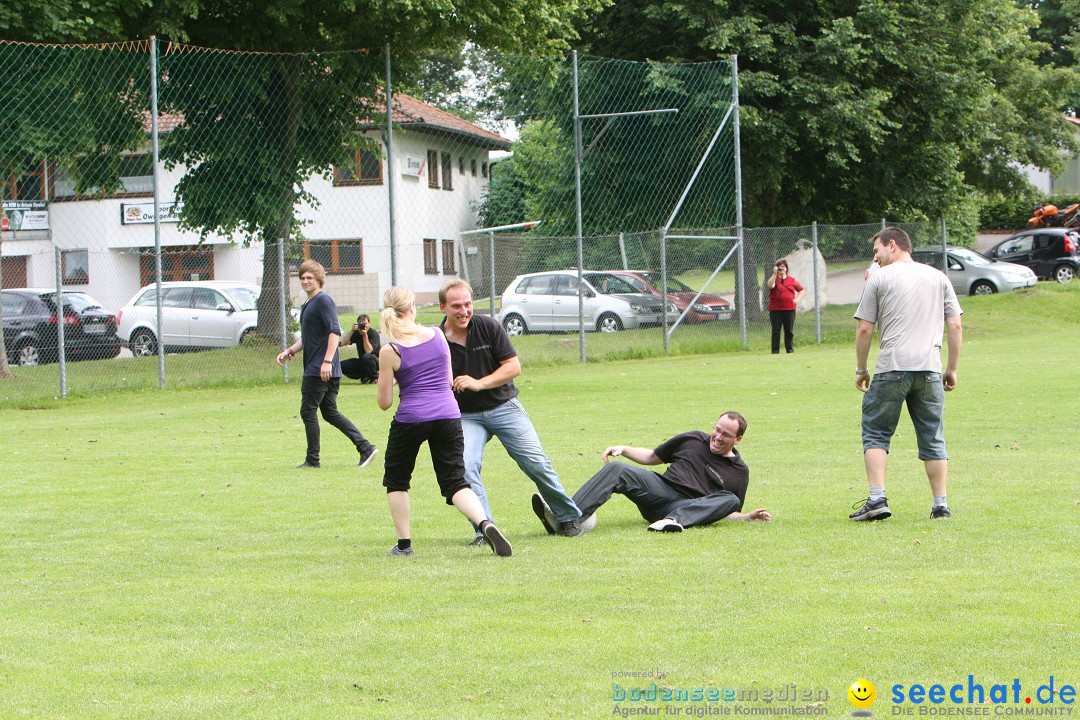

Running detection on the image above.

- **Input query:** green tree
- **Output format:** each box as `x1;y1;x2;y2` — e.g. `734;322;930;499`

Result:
154;0;603;341
574;0;1078;229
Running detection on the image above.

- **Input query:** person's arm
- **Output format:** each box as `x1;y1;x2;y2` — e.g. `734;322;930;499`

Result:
766;271;777;290
792;279;804;304
361;327;374;355
319;332;340;381
724;508;772;521
602;445;662;465
376;344;398;410
452;355;522;393
855;319;875;391
943;314;962;391
276;340;302;366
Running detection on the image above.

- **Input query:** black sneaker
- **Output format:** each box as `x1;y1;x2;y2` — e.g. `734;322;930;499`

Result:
930;506;952;519
531;493;558;535
560;518;584;537
466;536;486;548
358;446;378;468
481;522;513;557
850;496;891;521
296;461;320;469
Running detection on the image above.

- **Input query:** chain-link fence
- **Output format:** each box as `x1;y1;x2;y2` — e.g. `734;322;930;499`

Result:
1;39;948;406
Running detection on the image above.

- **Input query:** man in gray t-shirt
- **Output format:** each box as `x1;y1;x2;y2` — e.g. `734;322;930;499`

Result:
850;227;963;522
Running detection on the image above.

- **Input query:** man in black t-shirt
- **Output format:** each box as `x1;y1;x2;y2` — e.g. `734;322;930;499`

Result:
571;412;772;533
439;280;585;543
340;314;380;383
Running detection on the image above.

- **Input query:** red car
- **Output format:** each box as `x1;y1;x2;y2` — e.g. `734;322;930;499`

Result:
607;270;733;323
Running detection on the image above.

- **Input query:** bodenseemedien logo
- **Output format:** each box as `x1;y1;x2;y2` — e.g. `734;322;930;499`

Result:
850;679;877;717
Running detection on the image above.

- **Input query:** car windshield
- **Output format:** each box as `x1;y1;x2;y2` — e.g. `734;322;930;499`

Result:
949;248;993;266
584;273;640;294
636;272;693;293
41;292;101;312
225;286;259;311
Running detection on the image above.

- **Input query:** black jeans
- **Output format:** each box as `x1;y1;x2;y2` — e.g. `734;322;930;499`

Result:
340;354;379;383
299;376;372;464
382;418;468;504
770;309;796;353
571;462;740;528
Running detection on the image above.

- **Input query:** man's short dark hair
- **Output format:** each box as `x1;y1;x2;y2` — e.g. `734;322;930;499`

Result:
871;227;912;252
722;411;747;437
357;314;369;323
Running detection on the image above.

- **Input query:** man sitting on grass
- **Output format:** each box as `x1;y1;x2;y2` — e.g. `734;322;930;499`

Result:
534;411;771;534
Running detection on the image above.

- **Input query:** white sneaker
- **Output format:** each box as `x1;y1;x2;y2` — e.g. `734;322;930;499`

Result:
647;518;684;533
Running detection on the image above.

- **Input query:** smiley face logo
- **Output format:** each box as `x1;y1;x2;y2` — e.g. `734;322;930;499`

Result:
848;678;877;709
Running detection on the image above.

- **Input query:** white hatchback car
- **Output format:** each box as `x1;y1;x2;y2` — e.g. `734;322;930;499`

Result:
498;270;675;335
117;281;260;356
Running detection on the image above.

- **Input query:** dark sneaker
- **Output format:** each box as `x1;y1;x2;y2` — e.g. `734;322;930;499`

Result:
482;522;513;557
531;493;558;535
466;536;486;548
647;518;684;533
850;497;891;521
358;446;379;468
296;461;320;469
930;506;952;519
560;518;585;537
387;545;414;556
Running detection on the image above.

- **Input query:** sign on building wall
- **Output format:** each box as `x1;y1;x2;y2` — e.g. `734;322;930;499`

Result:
401;154;425;178
121;201;183;225
1;201;49;231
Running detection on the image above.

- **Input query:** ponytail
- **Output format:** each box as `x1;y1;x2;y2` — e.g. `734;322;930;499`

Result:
381;286;417;341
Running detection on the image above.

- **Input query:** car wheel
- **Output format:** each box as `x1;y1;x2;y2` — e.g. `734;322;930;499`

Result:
597;313;623;333
503;314;527;336
970;281;996;295
239;328;256;345
131;329;158;357
15;342;41;366
1053;264;1075;283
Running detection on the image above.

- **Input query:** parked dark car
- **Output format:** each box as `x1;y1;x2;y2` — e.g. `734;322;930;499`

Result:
2;289;121;366
985;228;1079;284
607;270;733;322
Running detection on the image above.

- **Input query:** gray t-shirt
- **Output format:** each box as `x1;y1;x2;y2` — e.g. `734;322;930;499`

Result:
854;259;962;373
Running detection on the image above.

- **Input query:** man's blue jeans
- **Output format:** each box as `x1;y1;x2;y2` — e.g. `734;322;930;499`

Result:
462;398;581;534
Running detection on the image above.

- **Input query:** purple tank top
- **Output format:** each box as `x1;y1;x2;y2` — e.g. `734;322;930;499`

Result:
393;330;461;423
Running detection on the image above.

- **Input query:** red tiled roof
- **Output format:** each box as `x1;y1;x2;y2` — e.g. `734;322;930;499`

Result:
142;93;509;150
383;93;510;150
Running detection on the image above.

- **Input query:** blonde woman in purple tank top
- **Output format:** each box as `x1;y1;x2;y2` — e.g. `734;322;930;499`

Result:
376;286;512;557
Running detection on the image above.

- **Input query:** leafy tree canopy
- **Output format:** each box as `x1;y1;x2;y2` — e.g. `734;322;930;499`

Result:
574;0;1080;228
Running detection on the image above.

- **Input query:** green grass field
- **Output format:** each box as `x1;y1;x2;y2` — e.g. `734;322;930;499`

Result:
1;284;1078;719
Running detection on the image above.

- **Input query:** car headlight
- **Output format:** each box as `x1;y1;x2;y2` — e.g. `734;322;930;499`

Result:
630;303;644;312
691;303;709;313
666;303;678;313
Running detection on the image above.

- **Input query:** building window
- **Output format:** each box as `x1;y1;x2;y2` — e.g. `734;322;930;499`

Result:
471;159;477;177
139;247;214;286
441;152;453;190
427;150;439;188
303;239;364;273
62;249;90;285
4;158;46;201
52;153;153;200
481;162;488;178
441;239;455;275
458;156;465;174
333;148;383;186
423;238;438;274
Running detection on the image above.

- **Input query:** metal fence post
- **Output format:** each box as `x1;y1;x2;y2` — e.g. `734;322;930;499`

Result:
940;217;948;274
53;249;67;398
572;50;585;363
812;220;821;344
278;236;289;382
385;44;397;286
150;36;165;388
732;56;747;348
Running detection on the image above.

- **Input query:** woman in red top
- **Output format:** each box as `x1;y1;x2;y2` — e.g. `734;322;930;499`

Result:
766;259;804;354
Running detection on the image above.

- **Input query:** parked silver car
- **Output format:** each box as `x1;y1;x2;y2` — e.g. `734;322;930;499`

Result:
117;281;260;356
498;270;676;335
911;247;1037;296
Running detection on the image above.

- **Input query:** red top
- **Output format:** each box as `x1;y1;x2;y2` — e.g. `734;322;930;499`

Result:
768;275;804;311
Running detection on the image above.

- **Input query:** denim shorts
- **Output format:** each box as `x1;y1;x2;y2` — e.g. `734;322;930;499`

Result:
861;371;949;461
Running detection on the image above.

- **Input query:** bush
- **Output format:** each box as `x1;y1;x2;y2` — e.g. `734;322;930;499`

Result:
978;189;1080;230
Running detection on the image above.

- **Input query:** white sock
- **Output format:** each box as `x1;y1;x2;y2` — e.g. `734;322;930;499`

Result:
869;486;886;502
933;494;948;508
